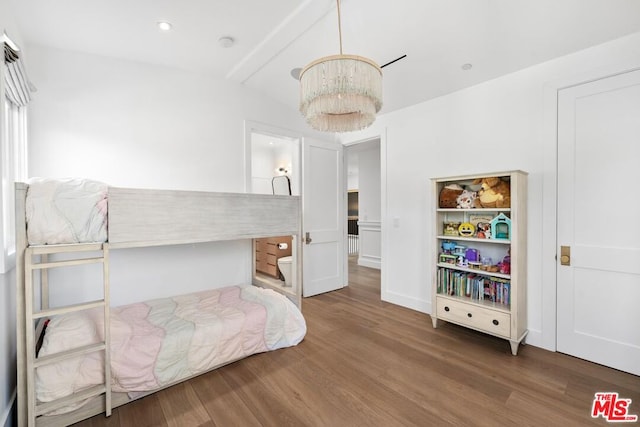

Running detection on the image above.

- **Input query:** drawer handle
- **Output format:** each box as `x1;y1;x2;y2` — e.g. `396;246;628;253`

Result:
493;319;499;326
467;313;472;318
444;306;450;312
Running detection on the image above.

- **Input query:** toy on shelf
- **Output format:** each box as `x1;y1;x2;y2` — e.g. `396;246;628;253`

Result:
478;256;498;272
476;222;491;239
499;259;511;274
439;254;457;264
443;222;460;236
473;177;511;208
490;213;511;240
465;248;479;262
442;241;456;253
456;256;468;267
439;184;464;208
456;189;478;209
452;245;466;257
499;251;511;274
458;222;475;237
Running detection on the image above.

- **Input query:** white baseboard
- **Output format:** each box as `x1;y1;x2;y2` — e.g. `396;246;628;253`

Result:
522;328;544;350
1;389;16;427
381;290;430;314
357;255;381;270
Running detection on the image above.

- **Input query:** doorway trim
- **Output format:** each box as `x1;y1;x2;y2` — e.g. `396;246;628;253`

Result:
540;63;640;352
343;129;387;300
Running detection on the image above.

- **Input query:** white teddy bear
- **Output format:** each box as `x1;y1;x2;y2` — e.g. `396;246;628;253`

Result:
456;189;477;209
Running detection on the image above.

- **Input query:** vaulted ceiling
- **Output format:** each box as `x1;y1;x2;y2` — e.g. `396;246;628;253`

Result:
10;0;640;114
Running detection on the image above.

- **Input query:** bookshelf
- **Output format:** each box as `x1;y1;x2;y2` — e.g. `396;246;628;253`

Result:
431;170;527;355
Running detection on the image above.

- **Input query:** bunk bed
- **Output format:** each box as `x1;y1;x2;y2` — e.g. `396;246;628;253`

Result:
15;179;305;427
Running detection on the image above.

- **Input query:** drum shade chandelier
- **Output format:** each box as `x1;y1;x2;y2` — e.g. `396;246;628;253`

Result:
299;0;383;132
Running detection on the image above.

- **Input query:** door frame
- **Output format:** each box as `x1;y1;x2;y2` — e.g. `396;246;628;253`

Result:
540;63;640;352
343;131;387;301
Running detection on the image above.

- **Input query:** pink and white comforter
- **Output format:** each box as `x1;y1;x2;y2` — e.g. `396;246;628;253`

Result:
36;285;306;411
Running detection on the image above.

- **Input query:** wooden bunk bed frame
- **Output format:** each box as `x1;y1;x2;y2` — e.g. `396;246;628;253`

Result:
15;182;303;427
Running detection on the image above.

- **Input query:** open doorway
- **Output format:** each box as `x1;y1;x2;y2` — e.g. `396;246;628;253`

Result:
246;126;301;296
345;138;381;294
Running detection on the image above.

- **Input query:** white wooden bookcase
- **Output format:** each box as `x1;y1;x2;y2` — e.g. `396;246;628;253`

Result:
431;170;527;355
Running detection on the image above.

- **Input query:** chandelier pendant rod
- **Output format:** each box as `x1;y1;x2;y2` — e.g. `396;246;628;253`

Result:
336;0;343;55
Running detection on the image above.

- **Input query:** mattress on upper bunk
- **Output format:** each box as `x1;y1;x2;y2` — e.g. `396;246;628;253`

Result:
26;178;108;245
35;285;306;413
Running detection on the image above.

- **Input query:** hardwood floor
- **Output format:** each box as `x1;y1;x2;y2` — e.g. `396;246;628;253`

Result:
75;257;640;426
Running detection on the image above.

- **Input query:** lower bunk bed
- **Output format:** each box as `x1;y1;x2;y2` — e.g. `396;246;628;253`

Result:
35;284;306;426
15;179;305;427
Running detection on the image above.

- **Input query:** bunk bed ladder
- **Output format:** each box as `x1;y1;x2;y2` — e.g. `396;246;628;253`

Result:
24;243;112;426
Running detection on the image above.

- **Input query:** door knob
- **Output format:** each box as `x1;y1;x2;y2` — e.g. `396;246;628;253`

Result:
305;232;312;245
560;245;571;266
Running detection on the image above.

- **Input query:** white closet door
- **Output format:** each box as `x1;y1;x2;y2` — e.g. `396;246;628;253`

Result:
557;69;640;376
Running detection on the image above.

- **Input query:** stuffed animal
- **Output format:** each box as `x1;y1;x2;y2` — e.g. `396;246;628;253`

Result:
473;177;511;208
456;189;477;209
439;184;463;208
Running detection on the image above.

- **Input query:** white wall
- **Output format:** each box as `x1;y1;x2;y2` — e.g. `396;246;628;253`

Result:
341;31;640;351
357;143;381;223
24;44;313;308
347;171;358;191
27;45;309;192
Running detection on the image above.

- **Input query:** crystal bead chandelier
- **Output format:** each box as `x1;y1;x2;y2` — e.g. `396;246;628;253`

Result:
299;0;383;132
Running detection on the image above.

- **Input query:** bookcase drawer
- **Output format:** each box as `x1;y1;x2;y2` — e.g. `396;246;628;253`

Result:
436;297;510;338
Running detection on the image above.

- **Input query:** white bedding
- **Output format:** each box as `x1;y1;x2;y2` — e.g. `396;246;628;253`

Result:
26;178;108;245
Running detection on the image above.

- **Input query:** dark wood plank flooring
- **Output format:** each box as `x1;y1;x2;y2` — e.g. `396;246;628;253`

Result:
75;257;640;426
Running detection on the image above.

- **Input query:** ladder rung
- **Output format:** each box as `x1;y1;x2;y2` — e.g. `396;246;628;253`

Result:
35;384;106;416
28;243;104;255
35;342;106;368
32;300;105;319
30;257;104;270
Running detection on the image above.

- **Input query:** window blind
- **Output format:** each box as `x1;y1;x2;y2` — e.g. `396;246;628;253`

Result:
2;32;32;106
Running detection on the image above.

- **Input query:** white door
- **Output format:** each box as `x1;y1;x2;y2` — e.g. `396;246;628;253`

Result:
302;137;345;297
557;69;640;376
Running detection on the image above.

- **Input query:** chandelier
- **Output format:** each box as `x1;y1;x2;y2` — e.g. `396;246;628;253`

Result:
299;0;383;133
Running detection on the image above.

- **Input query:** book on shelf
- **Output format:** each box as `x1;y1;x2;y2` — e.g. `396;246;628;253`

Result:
437;267;510;305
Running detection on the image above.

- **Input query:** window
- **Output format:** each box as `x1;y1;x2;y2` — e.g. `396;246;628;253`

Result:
1;33;30;273
1;97;27;272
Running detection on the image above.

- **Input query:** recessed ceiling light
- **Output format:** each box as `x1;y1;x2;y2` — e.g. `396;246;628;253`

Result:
461;63;473;71
218;36;235;48
157;21;173;32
